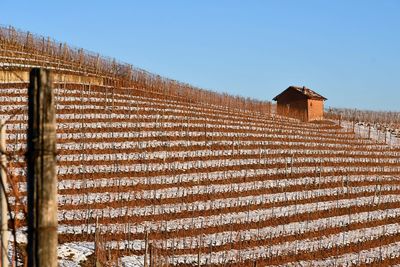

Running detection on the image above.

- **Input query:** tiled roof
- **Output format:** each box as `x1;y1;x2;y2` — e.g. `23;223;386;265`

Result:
273;86;327;101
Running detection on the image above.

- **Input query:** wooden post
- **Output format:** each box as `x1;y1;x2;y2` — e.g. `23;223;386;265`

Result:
149;243;153;267
384;128;387;144
368;124;371;139
0;120;9;267
144;230;149;267
94;216;102;267
197;245;201;267
290;154;294;176
27;68;58;267
127;222;131;253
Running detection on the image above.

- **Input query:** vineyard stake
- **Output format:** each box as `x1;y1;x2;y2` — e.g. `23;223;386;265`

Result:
368;124;371;139
144;230;149;267
384;128;387;144
149;243;153;267
27;68;58;267
290;154;294;176
0;120;9;267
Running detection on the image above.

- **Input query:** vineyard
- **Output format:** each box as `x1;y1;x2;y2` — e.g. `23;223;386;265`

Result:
326;108;400;147
1;25;400;267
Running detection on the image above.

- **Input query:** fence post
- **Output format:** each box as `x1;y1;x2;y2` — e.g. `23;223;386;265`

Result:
27;68;58;267
0;120;9;267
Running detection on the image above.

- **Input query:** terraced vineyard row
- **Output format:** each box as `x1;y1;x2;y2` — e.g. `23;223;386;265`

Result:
1;81;400;266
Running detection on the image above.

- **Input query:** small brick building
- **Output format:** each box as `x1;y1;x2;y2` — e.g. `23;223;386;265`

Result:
273;86;327;122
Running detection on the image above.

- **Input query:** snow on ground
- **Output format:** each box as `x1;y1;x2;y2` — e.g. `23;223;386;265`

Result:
289;240;400;267
120;255;144;267
342;121;400;147
2;83;400;266
168;222;400;265
58;242;94;267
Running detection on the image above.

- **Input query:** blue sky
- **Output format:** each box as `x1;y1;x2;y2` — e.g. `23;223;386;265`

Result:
1;1;399;111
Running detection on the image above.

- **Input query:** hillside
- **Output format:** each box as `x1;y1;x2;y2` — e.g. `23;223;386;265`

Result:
326;108;400;147
1;26;400;266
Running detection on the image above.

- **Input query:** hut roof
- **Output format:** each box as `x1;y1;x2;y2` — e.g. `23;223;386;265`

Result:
273;86;327;101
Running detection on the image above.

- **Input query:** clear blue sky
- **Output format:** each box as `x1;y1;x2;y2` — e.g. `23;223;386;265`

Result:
1;0;400;111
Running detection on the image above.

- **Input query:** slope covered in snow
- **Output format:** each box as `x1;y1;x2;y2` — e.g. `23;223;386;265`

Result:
1;81;400;266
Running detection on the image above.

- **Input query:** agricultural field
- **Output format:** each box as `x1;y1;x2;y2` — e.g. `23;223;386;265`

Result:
1;80;400;267
326;108;400;147
1;25;400;267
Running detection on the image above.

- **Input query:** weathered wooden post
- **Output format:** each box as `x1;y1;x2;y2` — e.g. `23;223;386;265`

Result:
0;120;9;267
94;216;103;267
149;243;153;267
197;249;201;267
144;230;149;267
27;68;58;267
368;124;371;139
384;127;387;144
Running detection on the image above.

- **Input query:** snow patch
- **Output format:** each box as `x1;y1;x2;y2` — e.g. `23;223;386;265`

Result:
58;242;94;267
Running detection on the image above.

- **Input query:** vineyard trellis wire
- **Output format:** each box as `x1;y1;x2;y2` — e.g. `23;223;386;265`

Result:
1;77;400;265
0;118;22;267
0;24;273;115
325;107;400;147
2;25;400;266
